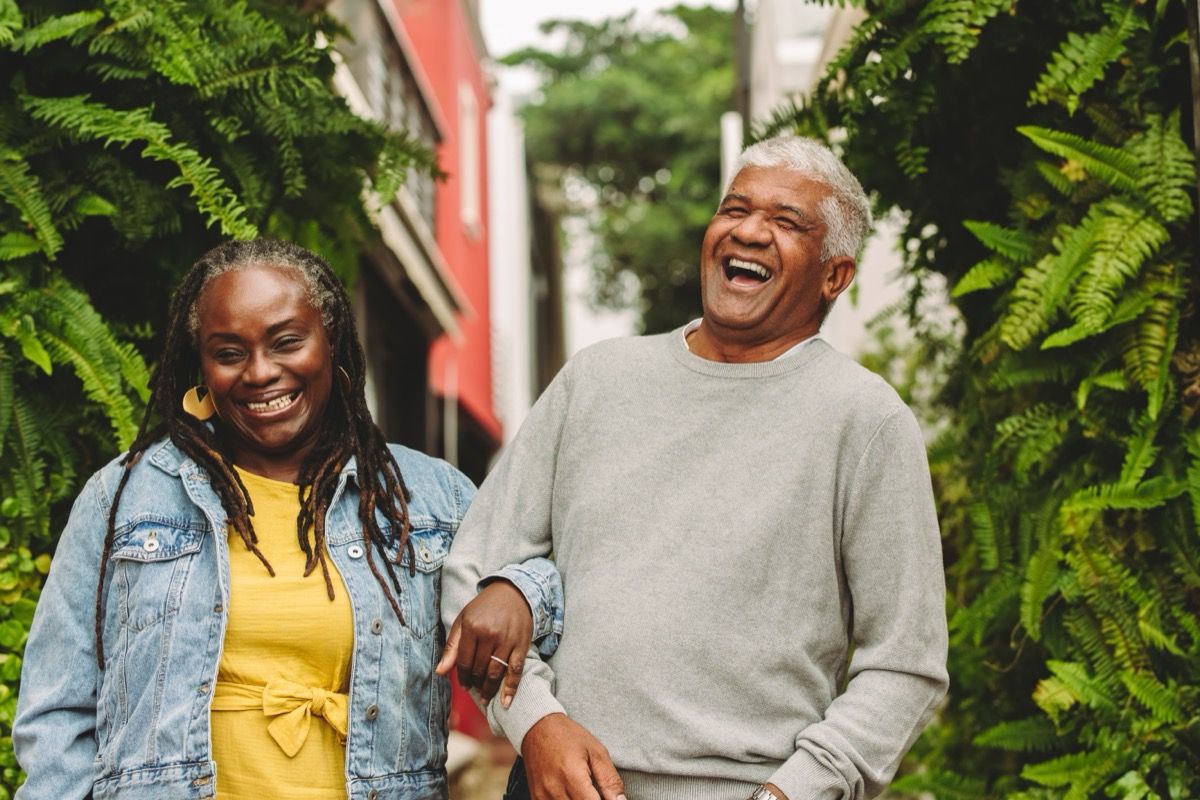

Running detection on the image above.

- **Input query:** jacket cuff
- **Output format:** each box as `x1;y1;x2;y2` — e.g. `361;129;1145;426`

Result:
486;673;566;754
766;748;846;800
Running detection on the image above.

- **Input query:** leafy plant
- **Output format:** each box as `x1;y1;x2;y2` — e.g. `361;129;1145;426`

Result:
776;0;1199;795
0;1;428;794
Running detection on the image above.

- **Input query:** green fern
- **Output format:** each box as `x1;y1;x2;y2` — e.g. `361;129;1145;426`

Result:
1028;1;1143;114
964;219;1037;262
13;9;103;53
0;0;21;46
1020;539;1062;640
916;0;1017;64
1017;125;1138;193
0;149;62;257
21;93;257;239
973;715;1060;752
952;257;1015;298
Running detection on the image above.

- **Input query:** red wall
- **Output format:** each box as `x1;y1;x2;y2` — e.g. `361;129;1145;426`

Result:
398;0;500;442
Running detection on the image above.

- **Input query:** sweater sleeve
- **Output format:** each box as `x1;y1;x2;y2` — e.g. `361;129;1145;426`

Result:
767;407;949;800
441;362;573;752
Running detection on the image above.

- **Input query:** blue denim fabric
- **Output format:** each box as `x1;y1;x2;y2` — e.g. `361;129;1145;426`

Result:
13;438;562;800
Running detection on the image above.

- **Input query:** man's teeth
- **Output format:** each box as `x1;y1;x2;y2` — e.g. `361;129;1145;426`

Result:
728;258;770;279
246;393;297;412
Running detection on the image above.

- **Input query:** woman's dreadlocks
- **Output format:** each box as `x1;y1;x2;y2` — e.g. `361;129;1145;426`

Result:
94;239;416;668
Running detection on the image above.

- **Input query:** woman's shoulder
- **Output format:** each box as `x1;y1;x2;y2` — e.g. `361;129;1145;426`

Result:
383;444;474;525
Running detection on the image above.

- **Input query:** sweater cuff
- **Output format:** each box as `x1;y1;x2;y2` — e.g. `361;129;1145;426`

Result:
766;748;846;800
485;674;565;754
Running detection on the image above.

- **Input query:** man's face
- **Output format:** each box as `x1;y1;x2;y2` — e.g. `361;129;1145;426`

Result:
698;165;855;355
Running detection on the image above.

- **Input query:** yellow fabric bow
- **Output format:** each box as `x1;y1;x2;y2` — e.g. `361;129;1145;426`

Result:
213;678;349;758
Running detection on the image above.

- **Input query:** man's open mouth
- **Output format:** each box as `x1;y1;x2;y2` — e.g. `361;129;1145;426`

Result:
724;257;771;284
244;391;300;413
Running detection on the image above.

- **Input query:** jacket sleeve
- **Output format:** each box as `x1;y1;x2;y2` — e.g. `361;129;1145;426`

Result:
14;470;112;800
767;408;949;800
441;362;574;752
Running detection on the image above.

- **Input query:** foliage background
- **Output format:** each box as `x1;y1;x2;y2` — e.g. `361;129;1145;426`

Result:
767;0;1199;796
0;0;426;794
504;6;733;333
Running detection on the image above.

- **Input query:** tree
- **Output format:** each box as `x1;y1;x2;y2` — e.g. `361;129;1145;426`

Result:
772;0;1199;795
0;0;427;793
504;5;734;333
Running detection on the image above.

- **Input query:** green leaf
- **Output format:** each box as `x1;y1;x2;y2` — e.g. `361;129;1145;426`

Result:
13;316;51;375
1017;126;1138;193
0;233;40;261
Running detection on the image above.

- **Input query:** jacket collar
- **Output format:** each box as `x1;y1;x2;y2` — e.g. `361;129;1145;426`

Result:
145;438;361;486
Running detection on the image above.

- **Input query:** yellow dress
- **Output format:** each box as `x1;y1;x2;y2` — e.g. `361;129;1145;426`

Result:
211;467;354;799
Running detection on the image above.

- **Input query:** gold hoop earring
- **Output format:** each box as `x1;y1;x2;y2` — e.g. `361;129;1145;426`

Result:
338;366;352;394
182;385;216;421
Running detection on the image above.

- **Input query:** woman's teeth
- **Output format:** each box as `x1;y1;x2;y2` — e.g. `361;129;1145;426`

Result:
246;393;297;412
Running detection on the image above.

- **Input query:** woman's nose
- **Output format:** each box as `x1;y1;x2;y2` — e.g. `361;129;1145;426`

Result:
243;351;282;385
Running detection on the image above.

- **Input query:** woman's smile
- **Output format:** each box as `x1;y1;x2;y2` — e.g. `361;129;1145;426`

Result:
195;264;335;482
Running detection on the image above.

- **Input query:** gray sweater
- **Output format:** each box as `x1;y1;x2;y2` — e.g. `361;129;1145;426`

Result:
442;331;948;800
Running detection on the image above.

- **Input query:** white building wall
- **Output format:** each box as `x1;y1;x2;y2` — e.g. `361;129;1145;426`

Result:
487;87;535;444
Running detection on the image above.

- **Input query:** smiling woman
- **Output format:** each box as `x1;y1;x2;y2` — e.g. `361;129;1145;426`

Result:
12;239;565;800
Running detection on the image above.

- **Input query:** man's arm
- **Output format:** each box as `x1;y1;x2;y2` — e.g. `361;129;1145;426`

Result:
441;364;573;748
766;408;949;800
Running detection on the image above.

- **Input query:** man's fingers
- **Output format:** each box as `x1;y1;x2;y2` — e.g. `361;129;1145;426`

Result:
454;624;481;688
500;648;526;709
589;747;626;800
435;617;461;676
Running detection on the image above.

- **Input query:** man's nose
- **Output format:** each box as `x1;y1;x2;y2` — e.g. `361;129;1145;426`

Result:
731;212;771;245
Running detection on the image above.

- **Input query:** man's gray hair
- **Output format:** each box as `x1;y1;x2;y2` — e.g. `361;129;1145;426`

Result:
731;135;873;261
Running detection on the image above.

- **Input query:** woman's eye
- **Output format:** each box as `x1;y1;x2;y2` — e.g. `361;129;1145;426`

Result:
213;349;242;362
275;336;303;350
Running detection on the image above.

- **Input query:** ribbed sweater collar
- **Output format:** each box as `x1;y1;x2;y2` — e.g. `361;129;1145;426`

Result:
666;324;834;379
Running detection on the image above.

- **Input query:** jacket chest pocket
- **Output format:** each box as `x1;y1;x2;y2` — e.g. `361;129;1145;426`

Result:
109;523;204;631
390;527;451;639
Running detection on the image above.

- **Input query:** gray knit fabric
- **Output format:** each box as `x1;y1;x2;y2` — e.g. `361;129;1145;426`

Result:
442;330;948;800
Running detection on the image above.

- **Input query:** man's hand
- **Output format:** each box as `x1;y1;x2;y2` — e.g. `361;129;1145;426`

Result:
522;713;626;800
436;579;532;707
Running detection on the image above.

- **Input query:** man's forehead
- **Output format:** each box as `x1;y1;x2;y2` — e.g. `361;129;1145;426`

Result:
727;165;831;196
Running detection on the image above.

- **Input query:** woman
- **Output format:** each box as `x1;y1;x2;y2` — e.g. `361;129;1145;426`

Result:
13;239;560;799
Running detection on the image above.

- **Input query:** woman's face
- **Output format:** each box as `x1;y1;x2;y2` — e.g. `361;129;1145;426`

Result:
195;264;334;482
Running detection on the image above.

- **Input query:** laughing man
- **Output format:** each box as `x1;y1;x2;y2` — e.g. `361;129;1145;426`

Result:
442;135;949;800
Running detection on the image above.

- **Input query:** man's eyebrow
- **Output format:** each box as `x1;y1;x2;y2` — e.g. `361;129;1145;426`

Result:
719;192;750;204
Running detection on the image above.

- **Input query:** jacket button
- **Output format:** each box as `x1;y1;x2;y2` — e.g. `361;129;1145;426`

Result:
367;791;378;800
214;603;223;613
370;618;383;635
347;544;364;559
365;704;379;720
142;535;159;553
198;683;210;694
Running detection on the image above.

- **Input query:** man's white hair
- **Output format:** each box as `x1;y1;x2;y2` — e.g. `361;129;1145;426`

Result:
730;135;873;261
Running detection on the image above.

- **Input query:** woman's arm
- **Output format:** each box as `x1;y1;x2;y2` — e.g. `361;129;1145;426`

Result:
14;472;110;800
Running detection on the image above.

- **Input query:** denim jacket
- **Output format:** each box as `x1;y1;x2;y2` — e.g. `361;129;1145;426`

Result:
14;438;563;800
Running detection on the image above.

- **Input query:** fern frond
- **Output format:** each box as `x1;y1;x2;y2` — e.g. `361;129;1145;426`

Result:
0;0;21;46
1043;660;1119;714
968;500;1001;570
994;403;1068;480
13;9;103;53
1127;111;1194;223
1075;369;1128;410
1017;125;1138;193
952;257;1014;297
21;94;257;239
1028;1;1143;114
916;0;1017;64
0;232;40;260
1021;747;1121;792
0;149;62;258
1119;670;1183;724
1035;159;1075;195
963;219;1037;262
1020;540;1062;640
889;770;988;799
0;347;11;457
1120;293;1176;418
974;715;1059;752
1187;430;1200;534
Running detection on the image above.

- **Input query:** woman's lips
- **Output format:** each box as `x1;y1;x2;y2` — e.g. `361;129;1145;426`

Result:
241;391;300;415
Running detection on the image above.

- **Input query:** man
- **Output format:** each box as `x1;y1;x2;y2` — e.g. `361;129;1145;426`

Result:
440;135;948;800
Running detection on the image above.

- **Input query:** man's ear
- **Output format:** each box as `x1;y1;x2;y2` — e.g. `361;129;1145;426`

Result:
823;256;857;303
